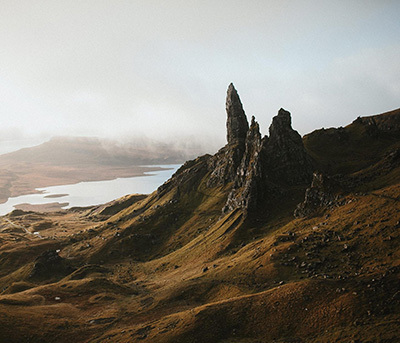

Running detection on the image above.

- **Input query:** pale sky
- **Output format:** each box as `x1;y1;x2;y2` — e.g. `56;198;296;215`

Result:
0;0;399;148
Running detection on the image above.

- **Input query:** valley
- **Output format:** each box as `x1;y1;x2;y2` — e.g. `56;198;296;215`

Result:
0;85;399;342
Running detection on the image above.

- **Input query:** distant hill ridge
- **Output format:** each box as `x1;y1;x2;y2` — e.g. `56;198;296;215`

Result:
0;136;204;166
0;84;399;342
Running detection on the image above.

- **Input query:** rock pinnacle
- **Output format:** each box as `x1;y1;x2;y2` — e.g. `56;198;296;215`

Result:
226;83;249;145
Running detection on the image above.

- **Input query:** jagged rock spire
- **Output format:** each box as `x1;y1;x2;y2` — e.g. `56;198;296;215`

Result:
223;108;314;214
223;116;263;213
207;84;250;187
210;86;313;207
226;83;249;145
269;108;296;140
265;108;314;185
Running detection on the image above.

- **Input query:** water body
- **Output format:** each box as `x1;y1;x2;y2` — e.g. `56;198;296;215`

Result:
0;165;180;215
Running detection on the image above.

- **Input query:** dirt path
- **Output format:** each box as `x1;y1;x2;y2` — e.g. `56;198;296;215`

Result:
3;218;43;239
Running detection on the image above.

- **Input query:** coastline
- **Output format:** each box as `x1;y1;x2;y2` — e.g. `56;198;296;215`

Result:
0;164;171;205
0;164;179;215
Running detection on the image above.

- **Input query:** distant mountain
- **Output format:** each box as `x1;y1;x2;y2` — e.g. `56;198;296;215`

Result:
0;85;399;342
0;136;207;203
0;136;205;166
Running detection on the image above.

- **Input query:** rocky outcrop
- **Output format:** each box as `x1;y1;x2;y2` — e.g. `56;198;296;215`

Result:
226;83;249;145
353;108;400;133
264;108;313;185
206;144;245;188
294;172;339;218
223;108;313;214
157;84;314;215
158;155;210;197
29;250;73;279
207;84;249;187
223;117;264;212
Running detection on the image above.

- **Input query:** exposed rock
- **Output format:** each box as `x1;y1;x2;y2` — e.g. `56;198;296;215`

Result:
264;108;313;186
160;85;313;214
226;83;249;145
223;109;313;214
207;144;246;188
239;116;263;178
294;172;339;218
29;250;73;279
158;155;210;197
353;108;400;133
223;117;268;212
207;84;248;187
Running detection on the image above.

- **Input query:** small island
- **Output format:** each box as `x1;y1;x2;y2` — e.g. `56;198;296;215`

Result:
14;202;69;212
44;194;68;199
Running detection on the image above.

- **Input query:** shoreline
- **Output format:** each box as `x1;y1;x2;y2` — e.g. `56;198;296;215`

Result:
0;164;174;205
0;164;179;215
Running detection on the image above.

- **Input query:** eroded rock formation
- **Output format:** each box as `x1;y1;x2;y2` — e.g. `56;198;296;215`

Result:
159;83;314;215
294;172;339;218
223;107;313;214
207;84;249;187
353;108;400;133
226;83;249;145
264;108;313;185
29;250;73;279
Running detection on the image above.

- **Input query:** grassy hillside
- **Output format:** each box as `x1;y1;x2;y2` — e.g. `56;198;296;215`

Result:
0;108;399;342
304;108;400;175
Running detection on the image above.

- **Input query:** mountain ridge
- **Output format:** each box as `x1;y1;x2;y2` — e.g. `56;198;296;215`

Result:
0;85;398;342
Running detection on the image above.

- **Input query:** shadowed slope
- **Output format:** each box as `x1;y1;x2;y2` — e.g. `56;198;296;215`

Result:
0;87;399;343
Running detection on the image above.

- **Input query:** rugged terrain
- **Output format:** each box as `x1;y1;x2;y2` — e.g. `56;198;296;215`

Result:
0;85;399;342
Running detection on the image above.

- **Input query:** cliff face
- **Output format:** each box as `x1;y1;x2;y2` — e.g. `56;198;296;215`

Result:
265;108;313;186
1;85;399;343
294;171;340;218
207;84;249;187
215;86;313;213
222;108;313;213
144;84;399;233
166;84;314;215
223;116;265;213
303;108;400;176
226;83;249;145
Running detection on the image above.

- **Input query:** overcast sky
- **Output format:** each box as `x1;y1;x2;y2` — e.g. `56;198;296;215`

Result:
0;1;399;148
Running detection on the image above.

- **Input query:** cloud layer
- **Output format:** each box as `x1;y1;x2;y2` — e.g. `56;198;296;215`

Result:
0;1;399;148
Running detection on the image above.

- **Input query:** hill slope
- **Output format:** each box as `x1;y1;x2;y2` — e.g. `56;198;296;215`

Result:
0;136;203;204
0;86;398;343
